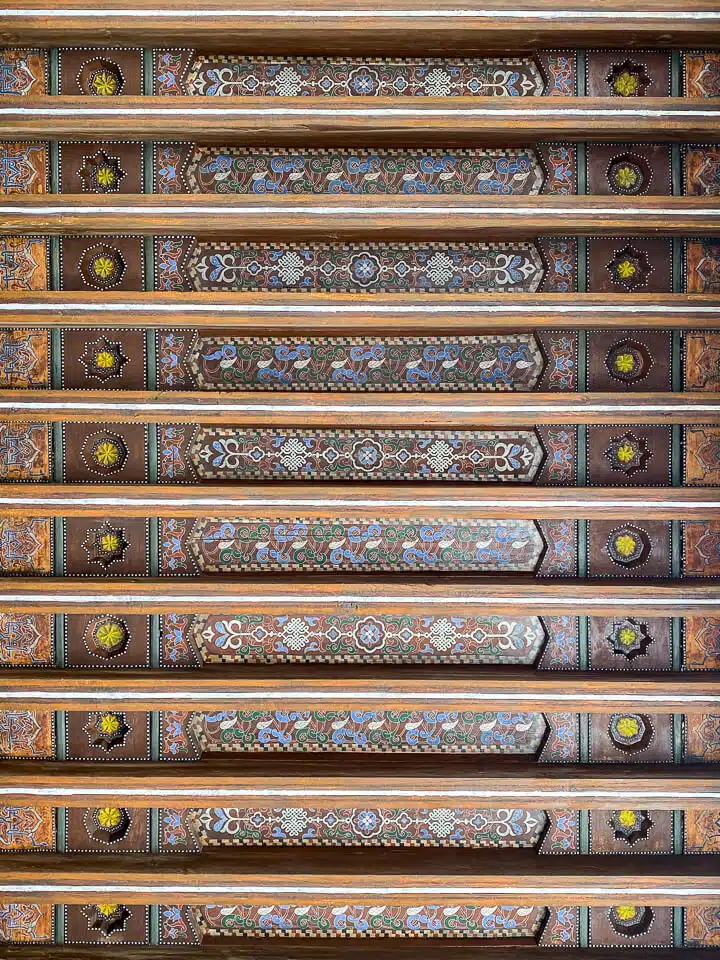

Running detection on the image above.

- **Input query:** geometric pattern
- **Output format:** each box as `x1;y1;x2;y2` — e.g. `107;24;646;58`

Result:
194;613;546;664
686;714;720;763
185;427;545;482
186;241;546;294
0;422;50;481
0;613;52;666
0;805;54;851
0;49;47;96
197;903;547;938
684;616;720;670
684;53;720;98
684;333;720;392
0;903;53;942
0;711;54;757
193;806;547;849
0;237;48;290
194;710;547;754
685;426;720;485
685;906;720;947
0;330;50;388
180;54;549;97
0;517;52;574
0;142;47;194
684;809;720;854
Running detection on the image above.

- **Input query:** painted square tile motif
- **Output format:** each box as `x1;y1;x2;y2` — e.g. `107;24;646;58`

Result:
685;426;720;485
0;613;52;666
684;145;720;195
684;616;720;670
586;143;670;196
586;51;670;97
61;329;146;390
685;809;720;853
587;238;672;293
589;905;672;947
587;520;670;579
64;614;151;668
588;616;671;671
64;517;149;577
0;710;53;757
589;712;673;763
0;330;49;388
0;903;53;942
685;239;720;293
0;237;48;290
60;236;144;291
685;907;720;947
587;330;671;392
684;333;720;390
0;805;54;851
0;517;52;575
685;713;720;762
683;521;720;577
589;809;672;854
684;52;720;97
586;425;670;486
65;903;148;945
58;47;143;96
66;710;151;761
62;423;148;483
0;49;47;95
59;141;144;194
0;142;47;194
0;423;50;481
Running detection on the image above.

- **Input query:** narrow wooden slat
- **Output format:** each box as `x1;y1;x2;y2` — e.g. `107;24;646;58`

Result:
1;97;719;146
1;668;717;712
3;1;720;51
3;484;718;519
2;391;719;427
2;849;718;906
0;577;713;617
2;292;718;330
2;759;717;809
2;194;718;237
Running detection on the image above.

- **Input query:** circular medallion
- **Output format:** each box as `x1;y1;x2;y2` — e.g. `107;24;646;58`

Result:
84;616;130;659
609;905;653;937
606;525;651;568
78;244;127;290
608;712;653;753
82;432;129;475
605;341;650;384
78;59;124;96
86;805;131;843
607;155;649;196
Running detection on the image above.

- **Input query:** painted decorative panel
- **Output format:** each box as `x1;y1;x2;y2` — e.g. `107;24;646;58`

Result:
587;237;672;293
586;51;670;97
0;805;54;851
0;142;48;194
684;616;720;670
185;334;544;392
154;49;575;97
588;616;672;672
0;49;47;95
684;52;720;97
163;516;545;574
190;613;545;665
0;237;48;290
158;145;558;196
590;712;673;763
193;710;547;755
589;905;672;947
159;905;202;945
685;713;720;763
683;521;720;577
57;47;143;97
0;613;52;666
65;903;149;945
197;903;546;938
0;710;54;758
58;140;144;194
0;423;50;482
685;907;720;947
587;142;671;196
539;906;579;946
173;240;546;294
193;806;547;849
587;330;671;393
685;809;720;853
684;145;720;195
0;903;53;942
685;426;720;485
60;329;147;390
685;333;720;391
686;239;720;293
589;809;672;854
0;330;50;388
0;517;52;575
160;426;547;482
59;235;145;291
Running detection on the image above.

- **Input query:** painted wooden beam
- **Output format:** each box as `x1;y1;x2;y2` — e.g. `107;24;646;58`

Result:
3;484;718;519
1;194;718;237
2;760;717;809
1;668;717;712
3;1;720;51
0;577;713;617
2;292;718;330
2;849;718;906
2;391;718;427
